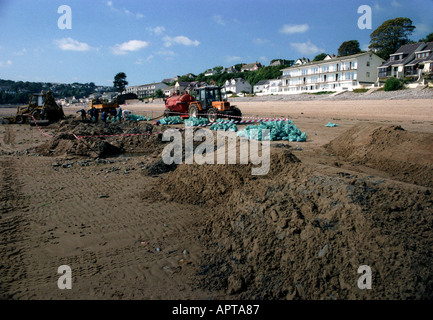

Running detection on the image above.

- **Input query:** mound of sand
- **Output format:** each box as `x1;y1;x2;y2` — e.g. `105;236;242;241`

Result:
160;147;300;206
153;140;433;299
325;124;433;188
35;120;164;158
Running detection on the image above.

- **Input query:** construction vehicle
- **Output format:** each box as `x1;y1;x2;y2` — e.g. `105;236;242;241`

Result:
89;98;118;114
164;85;242;123
15;91;65;124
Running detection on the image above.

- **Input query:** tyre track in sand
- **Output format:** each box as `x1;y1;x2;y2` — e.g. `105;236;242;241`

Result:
2;155;214;299
0;156;30;299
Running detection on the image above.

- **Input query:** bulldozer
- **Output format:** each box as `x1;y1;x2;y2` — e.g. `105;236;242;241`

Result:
15;91;65;124
164;85;242;123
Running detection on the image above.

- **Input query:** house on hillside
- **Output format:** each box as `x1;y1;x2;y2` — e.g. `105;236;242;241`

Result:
185;81;208;92
280;51;384;94
226;65;238;74
253;80;269;93
162;76;180;84
295;57;311;65
174;81;191;94
204;69;217;76
270;59;294;67
223;78;252;94
163;86;176;97
378;42;433;81
241;62;263;72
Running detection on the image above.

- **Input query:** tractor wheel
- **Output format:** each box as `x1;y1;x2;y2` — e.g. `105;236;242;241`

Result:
207;108;218;123
15;115;25;124
231;106;242;120
188;104;199;118
32;110;41;121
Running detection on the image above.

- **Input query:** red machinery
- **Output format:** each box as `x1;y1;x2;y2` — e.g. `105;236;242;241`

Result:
163;86;242;123
163;91;195;118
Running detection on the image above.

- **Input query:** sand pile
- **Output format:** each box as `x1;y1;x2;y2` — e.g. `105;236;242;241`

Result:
35;120;164;158
153;137;433;300
325;124;433;188
160;147;300;206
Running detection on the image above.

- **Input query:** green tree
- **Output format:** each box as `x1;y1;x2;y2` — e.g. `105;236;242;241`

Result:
113;72;128;93
338;40;361;56
419;32;433;42
313;53;328;61
369;17;416;60
384;77;404;91
154;89;164;98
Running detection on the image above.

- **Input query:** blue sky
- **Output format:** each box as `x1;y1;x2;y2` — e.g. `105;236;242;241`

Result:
0;0;432;86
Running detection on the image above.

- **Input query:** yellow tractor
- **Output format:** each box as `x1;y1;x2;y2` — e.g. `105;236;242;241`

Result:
15;91;65;124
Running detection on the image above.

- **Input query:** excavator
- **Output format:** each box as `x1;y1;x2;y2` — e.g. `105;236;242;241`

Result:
15;91;65;124
164;85;242;123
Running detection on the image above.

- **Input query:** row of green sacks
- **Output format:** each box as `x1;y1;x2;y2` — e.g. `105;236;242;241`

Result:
108;114;152;122
210;119;307;142
128;114;152;122
237;120;307;142
157;116;307;142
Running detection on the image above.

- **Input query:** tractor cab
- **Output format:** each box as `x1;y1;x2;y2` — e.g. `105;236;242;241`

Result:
30;93;46;107
193;86;226;110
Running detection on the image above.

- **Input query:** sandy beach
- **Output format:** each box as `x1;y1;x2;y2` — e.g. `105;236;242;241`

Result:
1;90;433;300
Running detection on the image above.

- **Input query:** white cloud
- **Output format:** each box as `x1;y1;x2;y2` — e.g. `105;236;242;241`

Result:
290;41;324;55
280;24;309;34
163;36;200;47
147;26;165;35
253;38;269;45
259;56;268;63
14;48;27;56
111;40;149;55
416;23;432;34
213;15;226;26
373;3;383;11
55;38;92;51
157;50;176;57
391;0;402;7
0;60;12;67
361;43;370;51
225;55;242;63
107;1;143;19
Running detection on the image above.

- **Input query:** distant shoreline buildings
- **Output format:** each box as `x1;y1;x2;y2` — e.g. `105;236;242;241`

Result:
123;42;433;98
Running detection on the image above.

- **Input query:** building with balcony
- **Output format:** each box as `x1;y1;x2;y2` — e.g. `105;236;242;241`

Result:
280;52;384;94
378;42;433;81
124;82;168;99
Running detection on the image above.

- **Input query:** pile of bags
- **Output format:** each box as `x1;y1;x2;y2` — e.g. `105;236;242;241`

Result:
184;117;209;127
159;116;184;125
237;120;307;142
128;114;151;122
209;119;238;132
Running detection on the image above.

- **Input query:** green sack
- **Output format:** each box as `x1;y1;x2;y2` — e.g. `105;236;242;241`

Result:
159;116;183;125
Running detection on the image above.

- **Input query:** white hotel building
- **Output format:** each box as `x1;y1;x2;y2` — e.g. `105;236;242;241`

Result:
276;52;385;94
